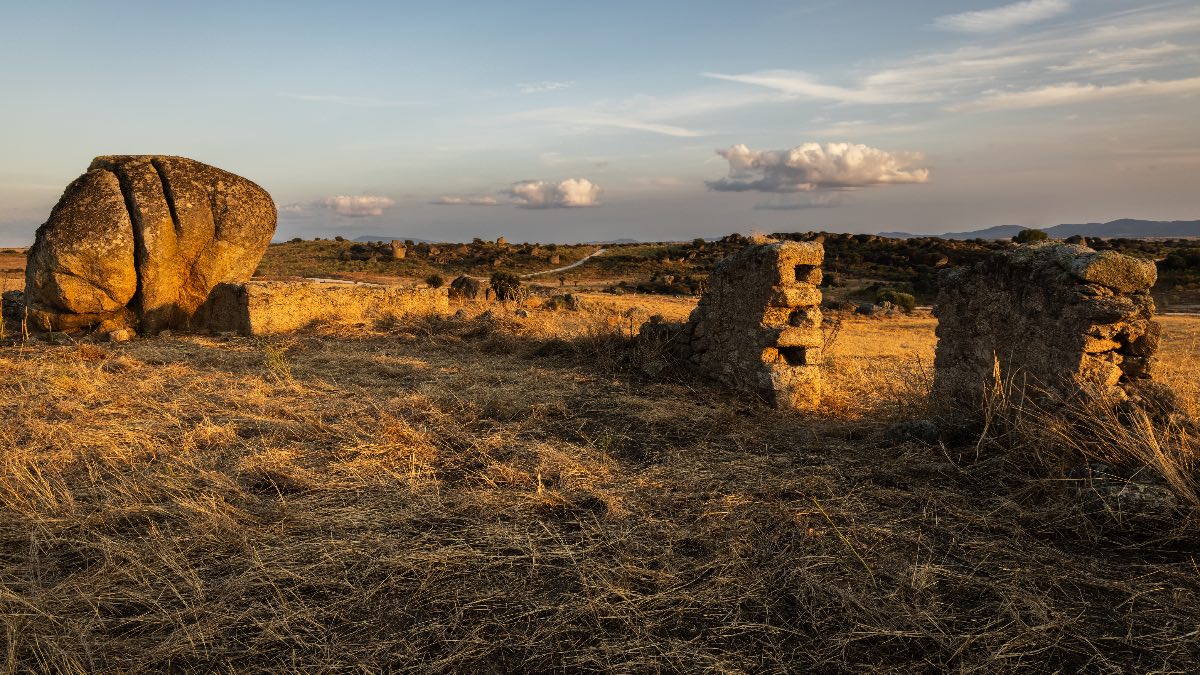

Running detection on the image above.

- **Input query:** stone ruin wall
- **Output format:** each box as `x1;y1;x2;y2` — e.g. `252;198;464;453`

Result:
641;241;824;410
933;243;1161;407
197;281;449;336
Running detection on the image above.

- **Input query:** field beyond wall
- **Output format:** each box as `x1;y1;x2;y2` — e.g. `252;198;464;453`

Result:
2;294;1199;672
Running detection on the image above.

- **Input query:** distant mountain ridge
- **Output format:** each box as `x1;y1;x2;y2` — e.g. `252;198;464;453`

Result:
881;219;1200;240
353;235;435;243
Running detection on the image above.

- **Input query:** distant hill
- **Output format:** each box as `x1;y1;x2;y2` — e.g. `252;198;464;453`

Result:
353;235;436;243
584;238;640;245
880;225;1025;240
882;219;1200;240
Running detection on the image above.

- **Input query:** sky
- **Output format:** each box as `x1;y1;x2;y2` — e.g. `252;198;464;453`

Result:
0;0;1198;245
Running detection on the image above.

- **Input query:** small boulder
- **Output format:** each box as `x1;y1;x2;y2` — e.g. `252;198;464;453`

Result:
449;275;487;300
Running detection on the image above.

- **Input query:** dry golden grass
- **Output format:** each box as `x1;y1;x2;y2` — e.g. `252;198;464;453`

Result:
2;298;1199;672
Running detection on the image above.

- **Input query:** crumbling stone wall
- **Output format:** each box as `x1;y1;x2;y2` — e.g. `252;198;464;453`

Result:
198;280;448;335
641;241;824;410
933;243;1159;406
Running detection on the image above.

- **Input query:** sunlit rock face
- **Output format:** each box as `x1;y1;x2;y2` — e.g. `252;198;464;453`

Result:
24;155;276;334
640;240;825;411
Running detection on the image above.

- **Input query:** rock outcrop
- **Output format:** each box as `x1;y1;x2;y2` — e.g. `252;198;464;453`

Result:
639;241;824;410
24;155;276;334
933;243;1160;407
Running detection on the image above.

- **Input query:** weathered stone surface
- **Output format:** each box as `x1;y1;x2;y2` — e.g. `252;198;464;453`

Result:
197;280;448;336
1064;248;1157;293
24;155;276;333
24;169;138;331
933;242;1164;408
638;241;824;410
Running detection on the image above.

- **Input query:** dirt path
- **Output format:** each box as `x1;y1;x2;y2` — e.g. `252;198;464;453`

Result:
520;248;606;278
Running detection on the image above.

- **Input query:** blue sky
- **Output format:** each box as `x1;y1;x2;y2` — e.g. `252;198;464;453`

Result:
1;0;1198;244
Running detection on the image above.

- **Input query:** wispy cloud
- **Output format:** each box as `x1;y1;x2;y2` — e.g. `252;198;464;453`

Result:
1046;42;1189;75
518;80;575;94
706;5;1200;108
430;195;500;206
708;143;929;193
951;76;1200;112
806;119;925;138
512;107;706;137
278;92;416;108
934;0;1072;33
704;70;924;104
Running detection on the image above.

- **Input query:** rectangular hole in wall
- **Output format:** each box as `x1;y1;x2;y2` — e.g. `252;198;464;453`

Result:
795;265;817;283
778;346;808;366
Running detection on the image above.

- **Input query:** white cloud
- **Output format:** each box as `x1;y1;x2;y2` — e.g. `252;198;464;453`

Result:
431;195;500;206
518;81;575;94
323;195;395;217
1047;42;1189;75
707;143;929;193
934;0;1072;33
513;106;705;137
279;203;306;215
704;70;927;104
505;179;601;208
705;6;1200;108
951;76;1200;112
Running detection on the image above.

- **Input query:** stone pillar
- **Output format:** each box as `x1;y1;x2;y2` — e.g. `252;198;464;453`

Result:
933;243;1160;408
639;240;824;410
390;240;406;260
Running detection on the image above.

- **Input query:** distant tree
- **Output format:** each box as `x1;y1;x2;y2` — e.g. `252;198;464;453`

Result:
490;270;522;301
1013;229;1049;244
425;273;445;289
334;235;346;242
693;237;706;249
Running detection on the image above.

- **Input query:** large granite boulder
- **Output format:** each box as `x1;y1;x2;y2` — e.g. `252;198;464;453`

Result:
24;155;276;333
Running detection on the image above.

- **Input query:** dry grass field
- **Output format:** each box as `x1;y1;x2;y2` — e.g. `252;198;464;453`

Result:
2;294;1199;672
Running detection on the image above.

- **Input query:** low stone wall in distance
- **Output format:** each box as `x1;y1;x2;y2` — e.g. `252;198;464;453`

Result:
640;240;824;410
933;243;1159;407
197;280;449;335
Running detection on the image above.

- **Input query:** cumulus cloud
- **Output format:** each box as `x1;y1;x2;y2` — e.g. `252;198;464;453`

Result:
323;195;395;217
505;179;600;209
430;195;500;206
279;203;306;215
707;143;929;193
934;0;1071;33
